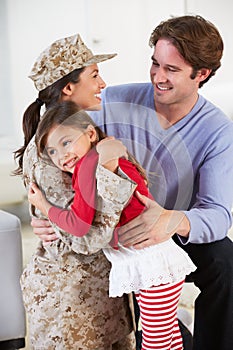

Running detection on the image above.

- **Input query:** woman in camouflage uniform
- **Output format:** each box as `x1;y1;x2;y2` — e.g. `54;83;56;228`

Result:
14;34;136;350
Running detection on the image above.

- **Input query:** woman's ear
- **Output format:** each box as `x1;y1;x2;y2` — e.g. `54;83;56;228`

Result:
86;125;98;143
61;82;73;97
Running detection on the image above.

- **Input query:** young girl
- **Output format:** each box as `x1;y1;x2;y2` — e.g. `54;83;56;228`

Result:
28;101;196;350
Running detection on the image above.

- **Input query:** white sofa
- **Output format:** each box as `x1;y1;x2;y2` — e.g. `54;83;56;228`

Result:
0;210;26;349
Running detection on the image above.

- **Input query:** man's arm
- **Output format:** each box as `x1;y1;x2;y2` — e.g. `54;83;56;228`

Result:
118;191;190;248
31;217;57;243
119;121;233;247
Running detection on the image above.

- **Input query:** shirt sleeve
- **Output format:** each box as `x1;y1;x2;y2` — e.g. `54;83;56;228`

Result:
182;123;233;244
48;206;93;237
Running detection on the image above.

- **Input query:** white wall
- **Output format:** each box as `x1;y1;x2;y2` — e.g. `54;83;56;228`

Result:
6;0;89;143
186;0;233;115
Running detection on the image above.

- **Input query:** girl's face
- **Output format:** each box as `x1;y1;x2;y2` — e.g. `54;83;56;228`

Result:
45;124;97;173
63;64;106;110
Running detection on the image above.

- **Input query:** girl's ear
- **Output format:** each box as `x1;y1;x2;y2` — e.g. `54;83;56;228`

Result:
86;125;98;143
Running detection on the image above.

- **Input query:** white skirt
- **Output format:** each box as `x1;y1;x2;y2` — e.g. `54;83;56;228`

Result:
103;239;196;297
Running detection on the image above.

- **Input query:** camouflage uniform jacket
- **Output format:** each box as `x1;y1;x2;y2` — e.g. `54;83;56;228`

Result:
21;137;136;350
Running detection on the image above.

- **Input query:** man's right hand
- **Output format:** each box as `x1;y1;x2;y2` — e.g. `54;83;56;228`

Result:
31;217;58;242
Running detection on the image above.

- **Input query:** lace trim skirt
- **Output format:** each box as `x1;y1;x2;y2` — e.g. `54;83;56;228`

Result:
103;239;196;297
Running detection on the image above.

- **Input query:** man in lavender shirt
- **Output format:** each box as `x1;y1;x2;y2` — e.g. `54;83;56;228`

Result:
92;15;233;350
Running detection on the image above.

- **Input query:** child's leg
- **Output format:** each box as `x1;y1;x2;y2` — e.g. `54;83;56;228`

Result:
135;279;185;350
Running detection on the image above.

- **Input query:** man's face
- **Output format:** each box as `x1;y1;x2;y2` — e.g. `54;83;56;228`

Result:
150;39;201;109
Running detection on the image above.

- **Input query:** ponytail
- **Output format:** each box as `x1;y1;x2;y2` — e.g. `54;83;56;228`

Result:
13;100;43;175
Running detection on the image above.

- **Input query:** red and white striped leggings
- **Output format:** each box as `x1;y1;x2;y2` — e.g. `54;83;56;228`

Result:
135;279;185;350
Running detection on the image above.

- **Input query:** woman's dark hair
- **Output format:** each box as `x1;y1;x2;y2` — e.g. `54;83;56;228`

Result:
149;15;223;87
36;100;148;183
13;67;85;175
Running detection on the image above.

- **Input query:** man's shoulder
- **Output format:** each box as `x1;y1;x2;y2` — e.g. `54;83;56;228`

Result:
195;95;233;142
199;94;233;126
107;82;150;91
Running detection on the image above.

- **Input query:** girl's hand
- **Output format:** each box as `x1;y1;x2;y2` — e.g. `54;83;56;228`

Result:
96;137;128;172
28;183;52;217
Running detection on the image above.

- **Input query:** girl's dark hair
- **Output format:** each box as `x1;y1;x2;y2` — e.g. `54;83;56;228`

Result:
36;101;106;155
13;67;85;175
36;100;148;183
149;15;223;88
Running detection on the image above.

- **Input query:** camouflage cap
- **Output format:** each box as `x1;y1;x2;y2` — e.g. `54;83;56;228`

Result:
29;34;117;91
